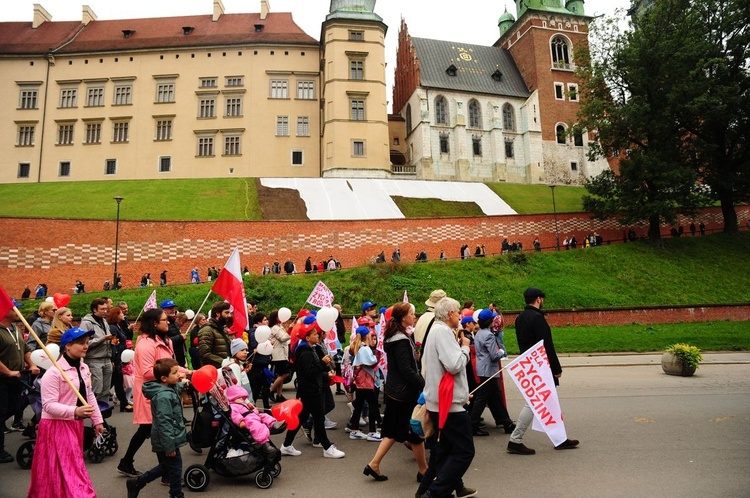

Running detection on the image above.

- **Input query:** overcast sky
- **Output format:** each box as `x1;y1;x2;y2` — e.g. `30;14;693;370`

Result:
2;0;630;111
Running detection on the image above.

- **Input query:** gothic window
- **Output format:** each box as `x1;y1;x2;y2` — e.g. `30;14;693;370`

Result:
502;104;516;132
468;100;481;129
551;36;571;69
435;96;448;125
406;104;412;135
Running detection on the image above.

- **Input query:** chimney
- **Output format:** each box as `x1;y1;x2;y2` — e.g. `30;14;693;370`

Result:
82;5;97;26
32;4;52;29
213;0;225;22
260;0;270;20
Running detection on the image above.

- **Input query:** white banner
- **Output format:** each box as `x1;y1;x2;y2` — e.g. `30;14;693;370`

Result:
506;340;567;446
305;281;334;308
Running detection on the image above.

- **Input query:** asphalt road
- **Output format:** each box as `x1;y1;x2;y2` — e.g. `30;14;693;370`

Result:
2;354;749;498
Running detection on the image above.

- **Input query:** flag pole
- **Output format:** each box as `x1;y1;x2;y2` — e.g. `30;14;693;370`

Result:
12;307;89;406
468;363;510;397
184;288;213;338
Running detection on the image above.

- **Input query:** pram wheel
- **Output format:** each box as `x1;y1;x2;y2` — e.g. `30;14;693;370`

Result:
16;441;35;469
87;446;105;463
105;438;119;456
255;471;273;489
270;462;282;478
184;464;210;492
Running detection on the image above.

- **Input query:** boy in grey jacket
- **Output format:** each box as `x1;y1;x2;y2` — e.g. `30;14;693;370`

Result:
127;358;187;498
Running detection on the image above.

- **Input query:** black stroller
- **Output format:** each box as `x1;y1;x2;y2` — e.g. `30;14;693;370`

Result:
184;370;284;491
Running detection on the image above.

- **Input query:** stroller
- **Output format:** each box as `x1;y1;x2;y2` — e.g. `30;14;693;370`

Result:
16;375;118;468
184;366;285;491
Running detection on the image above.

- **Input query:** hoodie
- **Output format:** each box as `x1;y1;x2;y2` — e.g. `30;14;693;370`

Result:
142;380;187;454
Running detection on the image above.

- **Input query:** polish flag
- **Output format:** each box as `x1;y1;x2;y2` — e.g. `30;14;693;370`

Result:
0;284;16;319
212;248;248;338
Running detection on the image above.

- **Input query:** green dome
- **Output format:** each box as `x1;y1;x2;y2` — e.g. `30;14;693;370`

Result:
498;10;516;25
327;0;383;22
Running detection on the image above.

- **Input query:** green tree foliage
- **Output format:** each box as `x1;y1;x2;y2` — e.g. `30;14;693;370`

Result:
575;0;748;238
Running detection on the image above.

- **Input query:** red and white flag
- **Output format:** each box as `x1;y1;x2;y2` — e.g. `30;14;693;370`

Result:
212;247;249;338
306;281;334;308
506;340;568;446
142;290;157;312
403;290;409;303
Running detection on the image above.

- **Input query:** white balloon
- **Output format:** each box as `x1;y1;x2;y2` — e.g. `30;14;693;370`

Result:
254;325;271;343
45;297;54;303
473;309;482;322
316;307;338;332
257;340;274;356
278;307;292;323
121;349;135;363
31;344;59;370
185;309;195;320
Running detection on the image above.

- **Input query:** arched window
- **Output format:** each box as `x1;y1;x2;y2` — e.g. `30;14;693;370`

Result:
502;103;515;132
435;96;448;125
468;100;481;129
556;124;567;144
551;36;571;69
406;104;412;135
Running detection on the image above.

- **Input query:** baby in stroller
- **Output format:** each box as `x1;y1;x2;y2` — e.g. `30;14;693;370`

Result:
225;385;283;459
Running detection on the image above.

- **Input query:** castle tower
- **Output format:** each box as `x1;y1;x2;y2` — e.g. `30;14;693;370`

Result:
320;0;391;177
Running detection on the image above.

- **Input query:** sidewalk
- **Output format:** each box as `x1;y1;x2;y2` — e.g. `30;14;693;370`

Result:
552;351;750;367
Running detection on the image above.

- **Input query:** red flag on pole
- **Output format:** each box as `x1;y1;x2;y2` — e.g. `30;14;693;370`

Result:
0;285;16;318
211;248;248;338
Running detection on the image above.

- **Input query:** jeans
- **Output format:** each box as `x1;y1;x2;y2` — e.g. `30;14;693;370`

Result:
509;402;534;444
471;376;513;428
111;363;128;407
0;380;22;452
283;394;331;450
136;449;183;498
85;358;113;405
426;410;475;498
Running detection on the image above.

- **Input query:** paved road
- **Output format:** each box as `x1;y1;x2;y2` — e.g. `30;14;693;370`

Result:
3;354;749;498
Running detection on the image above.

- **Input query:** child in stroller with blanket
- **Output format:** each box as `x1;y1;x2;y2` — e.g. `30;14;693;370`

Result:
225;385;283;460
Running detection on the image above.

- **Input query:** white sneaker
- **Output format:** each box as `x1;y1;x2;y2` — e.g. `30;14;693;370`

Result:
347;402;354;414
359;417;367;427
366;432;382;442
349;430;368;440
324;418;338;430
323;444;345;459
280;444;301;456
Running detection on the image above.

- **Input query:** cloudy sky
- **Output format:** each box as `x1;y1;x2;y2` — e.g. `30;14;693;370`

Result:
2;0;631;111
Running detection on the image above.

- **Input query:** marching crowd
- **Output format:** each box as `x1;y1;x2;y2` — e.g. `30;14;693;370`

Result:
0;286;579;498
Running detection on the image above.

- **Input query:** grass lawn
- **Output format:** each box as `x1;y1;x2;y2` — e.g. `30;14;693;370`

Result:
391;196;485;218
0;179;262;220
487;183;585;214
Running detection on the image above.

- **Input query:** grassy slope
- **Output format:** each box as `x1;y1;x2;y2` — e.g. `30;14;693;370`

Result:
487;183;585;214
0;179;262;220
392;196;485;218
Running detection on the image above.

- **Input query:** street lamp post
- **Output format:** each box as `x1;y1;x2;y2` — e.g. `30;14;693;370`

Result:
113;196;124;288
549;185;560;251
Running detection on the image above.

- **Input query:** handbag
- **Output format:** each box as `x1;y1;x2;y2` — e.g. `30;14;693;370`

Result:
409;403;433;439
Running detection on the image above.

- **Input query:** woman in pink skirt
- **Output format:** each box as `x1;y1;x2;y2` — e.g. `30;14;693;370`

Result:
27;327;104;498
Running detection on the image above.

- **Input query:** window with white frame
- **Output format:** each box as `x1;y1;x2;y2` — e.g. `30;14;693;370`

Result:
19;88;38;109
156;119;173;141
297;81;315;100
17;125;35;146
200;77;217;88
159;156;171;173
226;76;244;87
85;122;102;144
555;83;564;100
574;129;584;147
18;163;31;178
502;103;516;131
57;123;74;145
105;159;117;175
297;116;310;137
225;97;242;117
352;140;365;157
156;83;175;103
60;89;77;108
199;98;216;118
276;116;289;136
291;150;304;166
571;161;578;171
556;124;567;144
58;161;71;177
224;136;241;156
270;80;288;99
568;83;579;102
197;136;214;156
350;100;365;121
435;96;448;125
468;100;481;129
350;60;364;80
113;121;129;143
551;36;571;69
87;87;104;107
114;85;132;105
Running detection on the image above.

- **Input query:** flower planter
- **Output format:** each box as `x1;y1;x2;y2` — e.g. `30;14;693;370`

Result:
661;352;697;377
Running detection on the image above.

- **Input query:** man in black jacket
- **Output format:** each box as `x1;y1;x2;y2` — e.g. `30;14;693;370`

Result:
507;287;578;455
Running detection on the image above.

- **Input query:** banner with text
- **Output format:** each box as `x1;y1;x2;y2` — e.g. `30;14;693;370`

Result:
306;281;334;308
506;340;567;446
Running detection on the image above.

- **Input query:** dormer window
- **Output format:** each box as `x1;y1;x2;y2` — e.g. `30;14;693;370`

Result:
446;64;458;77
182;26;194;35
492;69;503;82
254;24;264;33
122;30;135;39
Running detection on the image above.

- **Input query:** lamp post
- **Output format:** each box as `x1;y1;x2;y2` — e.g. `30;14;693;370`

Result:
549;185;560;251
113;196;124;288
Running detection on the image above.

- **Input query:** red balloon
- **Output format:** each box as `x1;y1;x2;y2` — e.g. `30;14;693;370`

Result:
53;293;71;308
271;399;303;431
192;365;218;393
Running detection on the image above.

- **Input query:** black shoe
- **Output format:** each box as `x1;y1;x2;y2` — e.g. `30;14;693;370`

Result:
507;441;535;455
22;425;36;438
0;451;14;464
117;460;142;477
472;428;489;436
335;390;345;395
2;426;10;435
497;422;516;434
261;442;280;459
301;424;312;442
126;478;140;498
276;394;287;402
11;422;24;431
417;472;424;483
363;464;388;481
554;438;580;450
455;486;478;498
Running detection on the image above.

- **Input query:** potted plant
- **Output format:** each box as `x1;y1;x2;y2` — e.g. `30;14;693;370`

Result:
661;343;703;377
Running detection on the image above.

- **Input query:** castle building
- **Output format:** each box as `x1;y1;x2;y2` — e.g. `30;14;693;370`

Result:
392;0;612;184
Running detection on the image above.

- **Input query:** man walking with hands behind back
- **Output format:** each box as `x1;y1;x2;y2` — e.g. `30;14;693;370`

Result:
507;287;579;455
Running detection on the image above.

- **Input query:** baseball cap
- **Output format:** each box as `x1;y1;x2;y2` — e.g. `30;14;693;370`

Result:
356;326;371;337
60;327;95;348
461;316;476;326
478;309;498;322
523;287;546;300
357;316;375;327
362;301;377;313
303;315;317;325
160;299;176;309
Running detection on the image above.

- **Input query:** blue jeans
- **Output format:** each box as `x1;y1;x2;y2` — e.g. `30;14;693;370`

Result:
426;410;475;498
137;449;183;497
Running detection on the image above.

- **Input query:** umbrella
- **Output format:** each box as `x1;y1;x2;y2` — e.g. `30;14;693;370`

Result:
437;371;455;442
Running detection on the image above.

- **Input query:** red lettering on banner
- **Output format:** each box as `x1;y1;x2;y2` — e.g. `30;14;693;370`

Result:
538;389;551;402
538;406;555;426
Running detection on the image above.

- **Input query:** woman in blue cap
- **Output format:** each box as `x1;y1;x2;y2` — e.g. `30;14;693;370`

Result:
27;327;103;498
